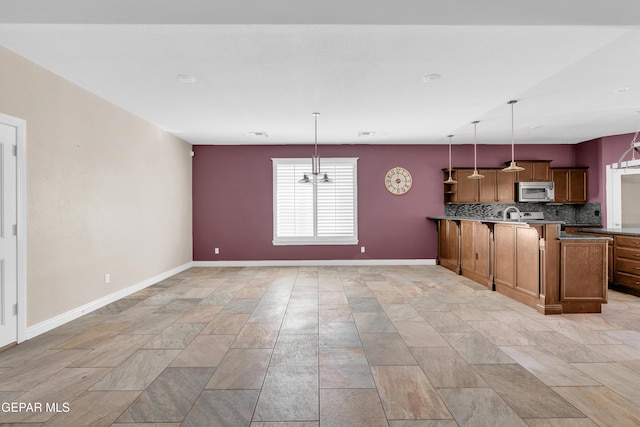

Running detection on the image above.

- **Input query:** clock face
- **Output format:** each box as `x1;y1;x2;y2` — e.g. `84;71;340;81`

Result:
385;167;412;195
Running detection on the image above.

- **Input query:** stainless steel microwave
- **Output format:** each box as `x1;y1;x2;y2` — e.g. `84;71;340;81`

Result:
516;181;555;203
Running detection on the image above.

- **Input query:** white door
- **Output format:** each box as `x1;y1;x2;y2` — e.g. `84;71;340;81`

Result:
0;120;18;347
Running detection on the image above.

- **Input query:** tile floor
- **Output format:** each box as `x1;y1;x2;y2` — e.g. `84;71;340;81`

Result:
1;265;640;426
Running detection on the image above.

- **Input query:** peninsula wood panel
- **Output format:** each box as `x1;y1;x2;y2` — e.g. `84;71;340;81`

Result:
460;220;492;288
437;219;460;273
515;226;540;298
493;223;515;288
560;241;608;312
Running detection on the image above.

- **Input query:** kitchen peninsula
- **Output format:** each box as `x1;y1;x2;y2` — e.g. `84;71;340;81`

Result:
429;215;610;314
569;227;640;296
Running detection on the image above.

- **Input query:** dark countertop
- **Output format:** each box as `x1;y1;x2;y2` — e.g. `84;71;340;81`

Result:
427;216;610;241
576;227;640;237
558;232;612;241
427;215;564;225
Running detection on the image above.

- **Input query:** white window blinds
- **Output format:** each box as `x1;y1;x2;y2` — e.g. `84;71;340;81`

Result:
272;158;358;245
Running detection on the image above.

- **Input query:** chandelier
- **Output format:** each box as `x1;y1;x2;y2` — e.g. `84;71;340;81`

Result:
299;112;331;183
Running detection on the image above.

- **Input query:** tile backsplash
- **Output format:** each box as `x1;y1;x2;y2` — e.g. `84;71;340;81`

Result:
444;202;602;225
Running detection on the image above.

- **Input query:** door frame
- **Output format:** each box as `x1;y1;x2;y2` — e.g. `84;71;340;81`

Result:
0;112;27;344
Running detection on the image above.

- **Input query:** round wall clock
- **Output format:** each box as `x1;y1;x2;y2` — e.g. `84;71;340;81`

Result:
385;166;413;195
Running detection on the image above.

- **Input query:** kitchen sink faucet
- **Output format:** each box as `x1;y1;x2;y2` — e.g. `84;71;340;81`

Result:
503;206;521;221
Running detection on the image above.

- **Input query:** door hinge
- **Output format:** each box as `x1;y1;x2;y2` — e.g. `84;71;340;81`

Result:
12;224;17;236
12;145;17;156
13;304;18;316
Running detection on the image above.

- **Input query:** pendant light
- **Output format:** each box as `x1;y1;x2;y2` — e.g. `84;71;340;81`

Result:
444;134;457;184
502;99;525;172
299;112;331;183
468;121;484;179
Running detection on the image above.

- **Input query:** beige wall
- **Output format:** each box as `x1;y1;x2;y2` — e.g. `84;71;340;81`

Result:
622;174;640;226
0;45;193;326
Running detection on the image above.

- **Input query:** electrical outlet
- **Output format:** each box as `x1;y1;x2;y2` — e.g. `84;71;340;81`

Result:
104;273;110;284
360;246;366;253
214;248;220;255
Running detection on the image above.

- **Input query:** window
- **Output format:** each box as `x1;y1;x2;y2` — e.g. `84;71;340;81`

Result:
272;157;358;245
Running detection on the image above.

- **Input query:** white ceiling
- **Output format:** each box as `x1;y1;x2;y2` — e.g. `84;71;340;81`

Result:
1;0;640;146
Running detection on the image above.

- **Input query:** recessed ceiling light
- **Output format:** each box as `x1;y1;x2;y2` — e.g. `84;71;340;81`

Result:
614;86;633;93
177;74;196;83
357;131;376;137
248;132;269;137
422;74;441;83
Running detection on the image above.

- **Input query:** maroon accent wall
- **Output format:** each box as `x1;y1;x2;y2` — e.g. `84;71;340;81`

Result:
193;143;582;261
574;133;638;226
575;138;602;203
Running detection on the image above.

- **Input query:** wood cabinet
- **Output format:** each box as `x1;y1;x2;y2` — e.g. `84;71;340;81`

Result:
494;223;541;300
479;170;516;203
514;160;551;182
497;170;517;203
560;240;608;311
430;217;608;314
456;169;480;203
564;229;613;284
552;168;588;204
460;220;492;288
444;169;515;204
437;219;460;274
614;235;640;292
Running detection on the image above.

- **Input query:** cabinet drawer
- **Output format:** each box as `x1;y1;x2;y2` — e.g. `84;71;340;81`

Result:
616;247;640;261
615;272;640;289
615;235;640;249
616;258;640;275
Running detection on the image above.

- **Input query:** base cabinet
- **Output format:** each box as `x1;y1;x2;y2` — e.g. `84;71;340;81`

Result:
437;219;460;274
560;241;608;312
494;223;541;306
460;221;492;288
614;235;640;292
432;217;608;314
564;229;613;284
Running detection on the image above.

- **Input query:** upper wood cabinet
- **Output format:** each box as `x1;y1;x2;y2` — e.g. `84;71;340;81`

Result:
496;170;516;203
456;169;481;203
514;160;551;182
552;168;588;204
444;169;515;204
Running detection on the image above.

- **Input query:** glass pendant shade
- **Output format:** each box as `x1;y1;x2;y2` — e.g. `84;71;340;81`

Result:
468;121;484;180
298;174;312;183
502;100;525;172
444;134;457;184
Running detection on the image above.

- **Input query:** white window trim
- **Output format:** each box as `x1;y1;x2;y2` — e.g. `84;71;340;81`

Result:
272;157;358;246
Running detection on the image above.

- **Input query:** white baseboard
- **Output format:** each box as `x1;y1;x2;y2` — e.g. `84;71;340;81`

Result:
192;259;436;267
25;262;193;340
